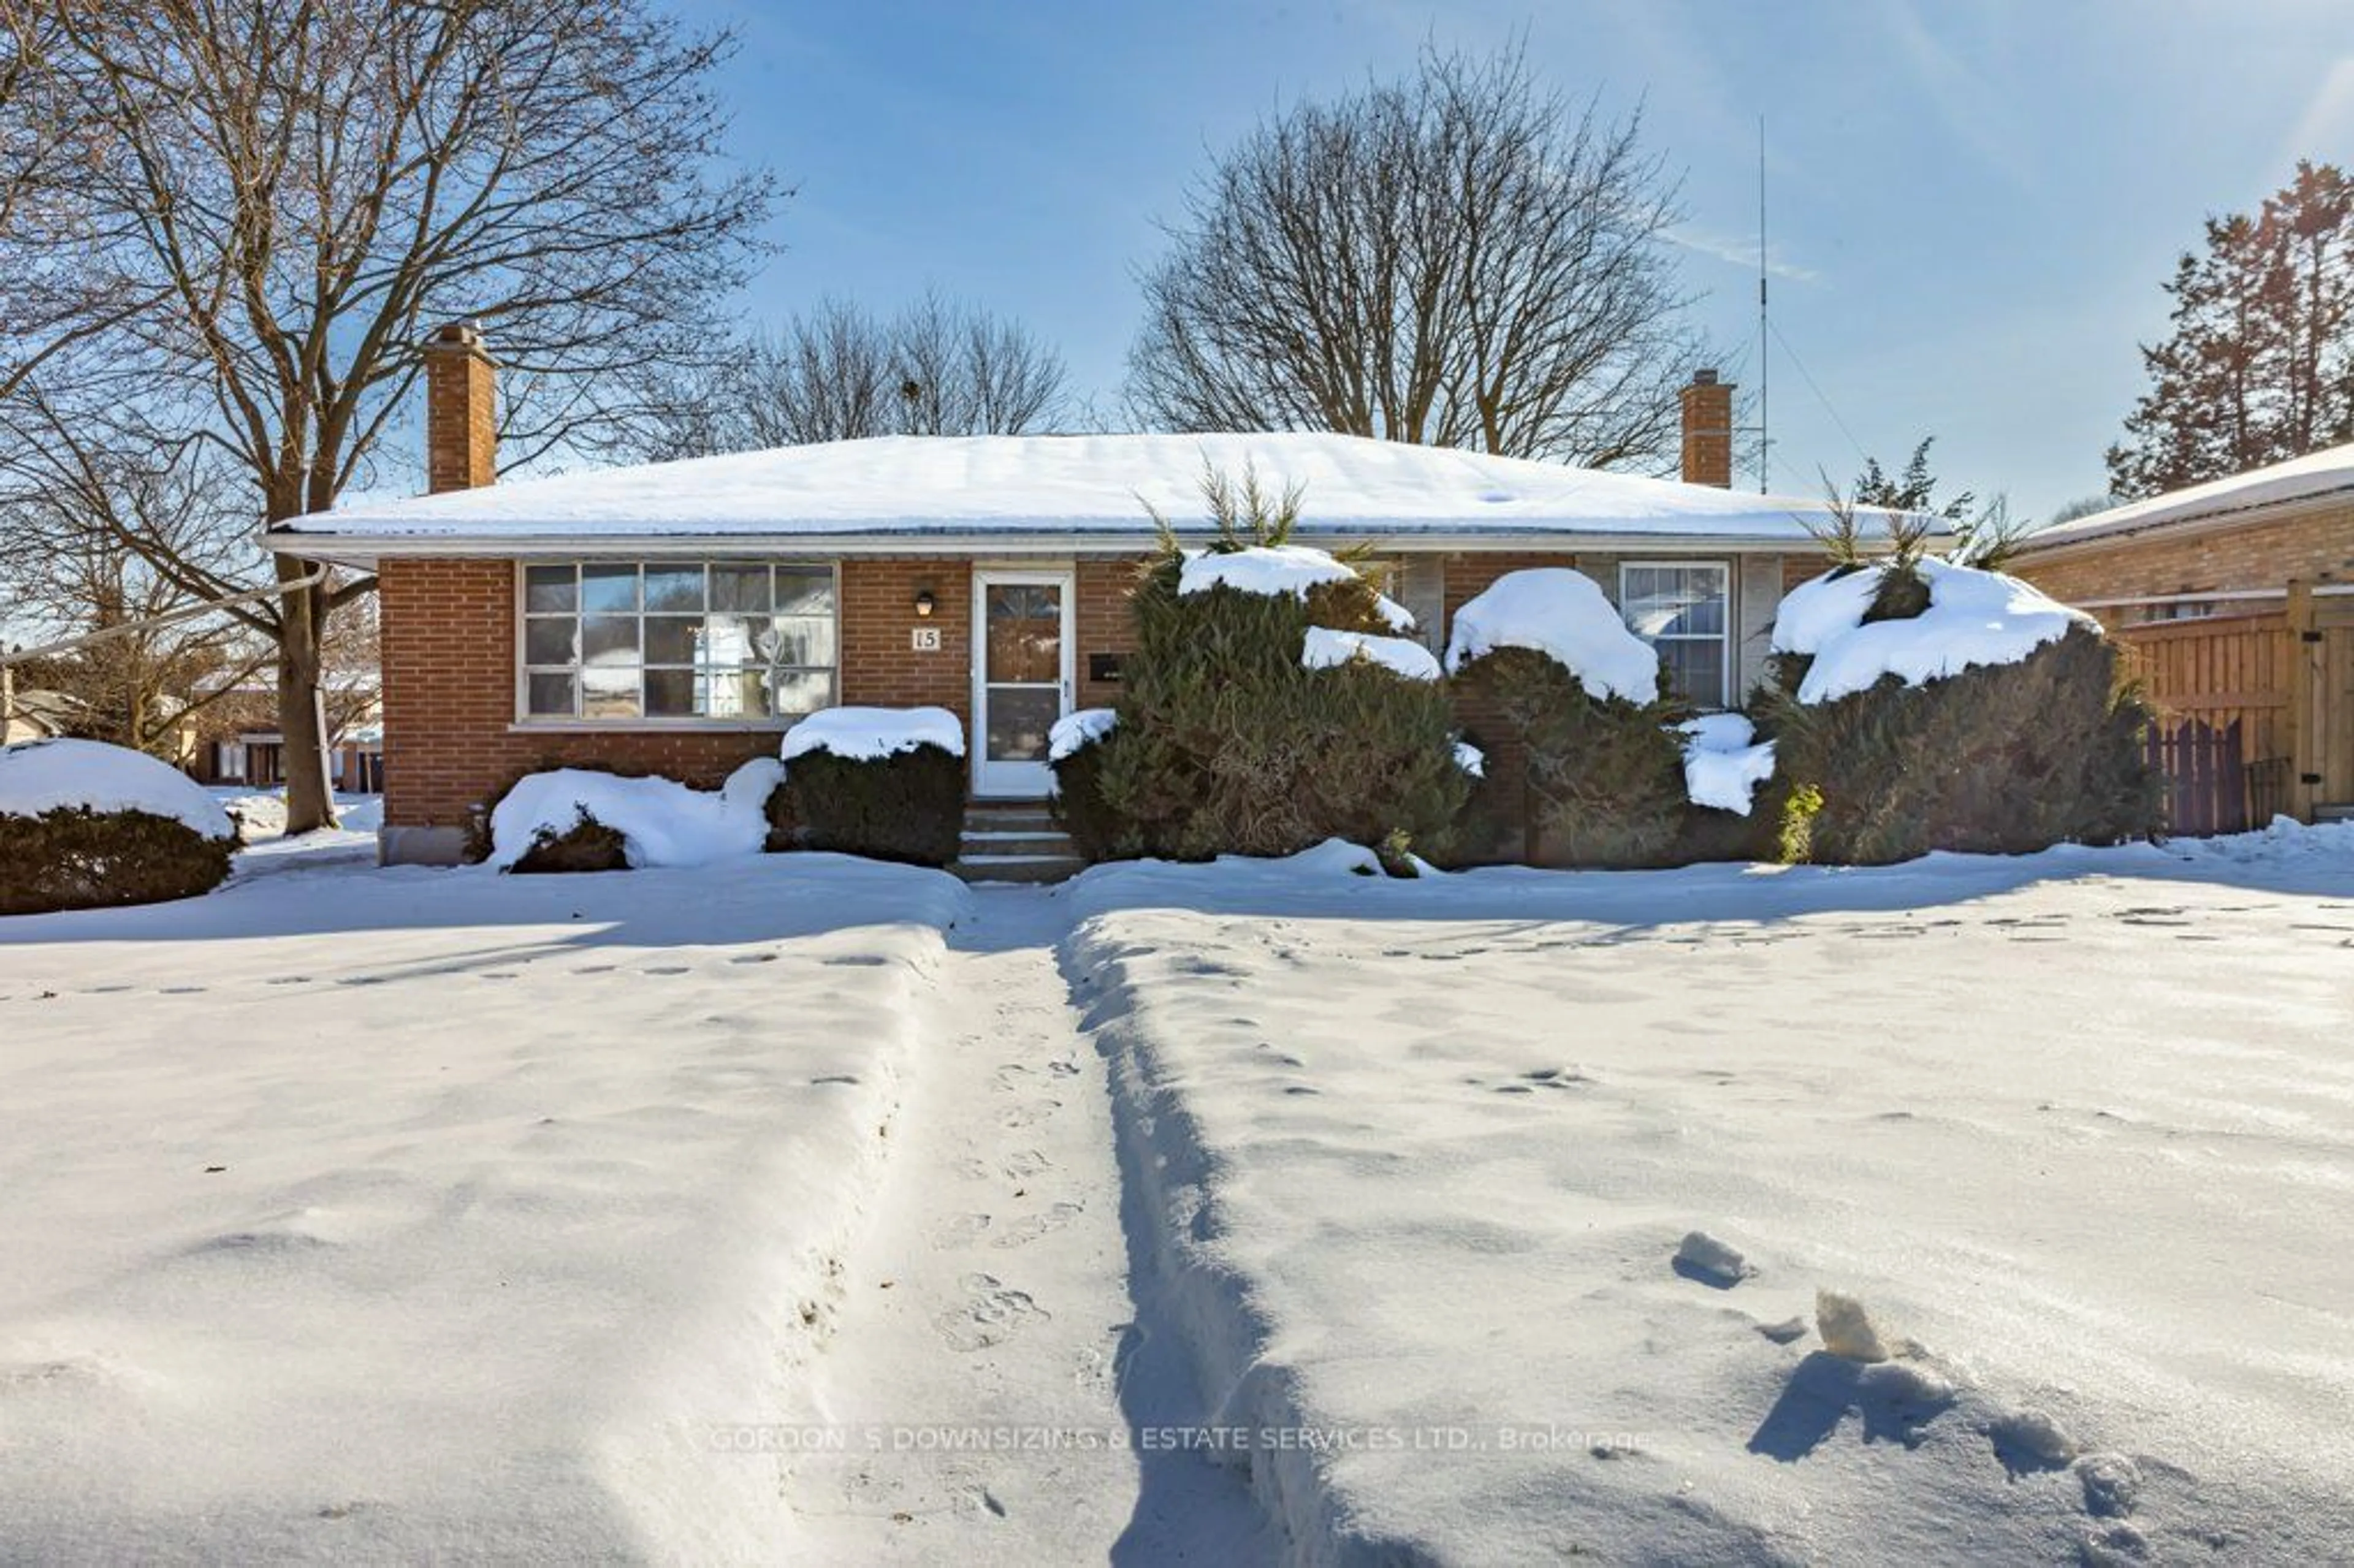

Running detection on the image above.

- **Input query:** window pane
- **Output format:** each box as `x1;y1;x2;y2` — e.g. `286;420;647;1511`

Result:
774;568;833;617
985;685;1061;761
524;565;577;613
644;566;704;613
768;669;832;716
986;584;1061;682
581;565;639;612
581;666;639;718
1658;639;1724;709
527;672;576;716
645;668;699;717
766;614;834;669
705;667;772;719
524;616;578;664
582;614;640;661
712;565;771;614
703;614;765;665
644;615;701;664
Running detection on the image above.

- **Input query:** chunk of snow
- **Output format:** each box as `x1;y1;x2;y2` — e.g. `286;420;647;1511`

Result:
1452;741;1486;778
1773;558;2098;704
1991;1407;2081;1469
781;705;965;763
0;738;234;840
1444;568;1661;703
1675;714;1778;816
1047;707;1117;763
1178;544;1360;603
1372;593;1415;633
2076;1452;2143;1518
1673;1230;1752;1285
1816;1288;1894;1363
1300;626;1442;681
487;759;782;870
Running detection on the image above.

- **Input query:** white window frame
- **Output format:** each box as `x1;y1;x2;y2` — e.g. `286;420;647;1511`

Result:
510;559;842;731
1618;560;1732;710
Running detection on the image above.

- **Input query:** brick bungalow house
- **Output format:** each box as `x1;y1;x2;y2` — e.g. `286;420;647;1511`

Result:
269;329;1894;865
2011;445;2354;823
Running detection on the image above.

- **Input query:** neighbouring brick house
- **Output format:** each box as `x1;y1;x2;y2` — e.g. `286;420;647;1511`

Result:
2011;446;2354;823
269;329;1895;865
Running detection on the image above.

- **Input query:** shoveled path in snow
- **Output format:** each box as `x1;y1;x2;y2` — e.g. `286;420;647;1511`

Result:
787;886;1276;1565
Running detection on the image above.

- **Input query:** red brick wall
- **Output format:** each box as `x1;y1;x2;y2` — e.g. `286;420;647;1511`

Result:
837;559;972;717
1076;557;1147;709
2013;503;2354;616
379;554;1160;831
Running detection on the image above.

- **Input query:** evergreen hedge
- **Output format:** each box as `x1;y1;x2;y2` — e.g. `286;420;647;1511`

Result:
1048;729;1125;862
1089;547;1468;862
777;745;965;866
1449;647;1689;867
0;807;234;915
1756;612;2160;866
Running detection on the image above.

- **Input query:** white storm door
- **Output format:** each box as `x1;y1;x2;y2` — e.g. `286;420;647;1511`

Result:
971;570;1073;797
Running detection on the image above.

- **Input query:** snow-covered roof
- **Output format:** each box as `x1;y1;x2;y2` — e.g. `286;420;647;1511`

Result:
270;432;1926;562
2019;441;2354;555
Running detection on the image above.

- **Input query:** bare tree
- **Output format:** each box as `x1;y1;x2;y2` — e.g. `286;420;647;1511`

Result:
1127;45;1705;471
0;0;776;829
631;291;1073;459
0;416;270;756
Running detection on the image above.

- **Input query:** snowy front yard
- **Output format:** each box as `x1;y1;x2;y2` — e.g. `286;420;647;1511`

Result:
1066;833;2354;1564
2;824;2351;1562
0;852;967;1561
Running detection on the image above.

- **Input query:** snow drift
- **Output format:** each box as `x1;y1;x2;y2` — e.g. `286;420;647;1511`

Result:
487;759;782;870
780;705;965;763
0;737;235;840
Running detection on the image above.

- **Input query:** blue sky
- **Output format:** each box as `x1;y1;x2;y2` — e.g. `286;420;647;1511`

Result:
687;1;2354;522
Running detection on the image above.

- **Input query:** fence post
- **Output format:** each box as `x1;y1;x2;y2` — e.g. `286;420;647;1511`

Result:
2285;580;2319;823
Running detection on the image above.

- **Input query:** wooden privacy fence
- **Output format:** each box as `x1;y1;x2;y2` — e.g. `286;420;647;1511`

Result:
2108;583;2354;826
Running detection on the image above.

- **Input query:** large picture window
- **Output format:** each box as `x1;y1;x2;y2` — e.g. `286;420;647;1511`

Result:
1619;561;1729;709
519;562;836;722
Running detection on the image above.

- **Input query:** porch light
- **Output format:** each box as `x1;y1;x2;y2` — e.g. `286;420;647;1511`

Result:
913;588;937;618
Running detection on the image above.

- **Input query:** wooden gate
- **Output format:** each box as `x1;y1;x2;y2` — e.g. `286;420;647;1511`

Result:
2111;584;2354;822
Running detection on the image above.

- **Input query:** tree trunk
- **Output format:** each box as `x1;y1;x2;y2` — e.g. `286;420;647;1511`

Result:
273;552;338;834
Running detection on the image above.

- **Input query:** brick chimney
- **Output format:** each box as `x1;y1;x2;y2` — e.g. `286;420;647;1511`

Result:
424;322;496;493
1678;368;1734;489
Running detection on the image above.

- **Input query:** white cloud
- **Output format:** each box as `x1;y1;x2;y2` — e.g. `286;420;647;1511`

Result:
1666;226;1819;283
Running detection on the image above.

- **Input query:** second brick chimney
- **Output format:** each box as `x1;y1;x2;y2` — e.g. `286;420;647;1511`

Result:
424;322;497;493
1678;368;1734;489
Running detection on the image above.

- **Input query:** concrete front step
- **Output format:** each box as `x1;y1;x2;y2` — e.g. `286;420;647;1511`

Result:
956;799;1081;883
2316;804;2353;823
951;852;1086;885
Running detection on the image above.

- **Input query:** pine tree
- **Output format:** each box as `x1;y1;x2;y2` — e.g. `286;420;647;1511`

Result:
2108;161;2354;498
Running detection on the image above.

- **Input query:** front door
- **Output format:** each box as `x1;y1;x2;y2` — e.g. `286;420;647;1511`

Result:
972;570;1073;797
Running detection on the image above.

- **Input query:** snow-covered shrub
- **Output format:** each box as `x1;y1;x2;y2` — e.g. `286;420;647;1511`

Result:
776;706;966;866
1444;571;1685;867
0;739;237;914
1756;559;2160;864
1089;538;1468;863
1047;709;1123;862
486;759;785;872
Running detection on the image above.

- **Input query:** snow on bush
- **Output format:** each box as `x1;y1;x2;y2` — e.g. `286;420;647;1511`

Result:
1300;626;1441;682
1047;707;1117;763
1443;568;1660;703
1676;713;1777;816
0;737;234;840
1773;558;2096;704
782;705;965;763
487;759;783;871
1177;544;1414;631
1452;740;1486;778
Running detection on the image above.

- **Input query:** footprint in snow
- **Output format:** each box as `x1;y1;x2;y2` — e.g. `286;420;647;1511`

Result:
992;1201;1083;1249
1000;1149;1051;1181
939;1212;993;1246
642;965;690;976
1000;1102;1060;1130
937;1273;1046;1352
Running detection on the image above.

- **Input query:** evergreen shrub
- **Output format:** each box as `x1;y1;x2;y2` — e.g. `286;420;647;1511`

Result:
779;745;965;866
0;807;234;915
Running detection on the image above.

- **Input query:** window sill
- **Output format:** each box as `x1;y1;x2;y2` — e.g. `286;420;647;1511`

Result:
506;720;798;735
